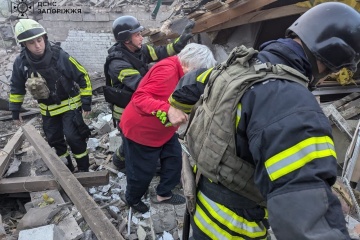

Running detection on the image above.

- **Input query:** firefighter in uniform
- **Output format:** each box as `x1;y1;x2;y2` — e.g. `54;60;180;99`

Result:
9;19;92;172
170;2;360;239
104;15;195;169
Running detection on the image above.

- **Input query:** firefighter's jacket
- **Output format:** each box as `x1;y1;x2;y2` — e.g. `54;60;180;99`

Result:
170;67;212;113
104;41;180;120
172;38;349;239
9;42;92;119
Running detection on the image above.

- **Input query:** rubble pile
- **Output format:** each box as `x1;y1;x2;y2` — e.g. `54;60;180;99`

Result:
0;100;186;240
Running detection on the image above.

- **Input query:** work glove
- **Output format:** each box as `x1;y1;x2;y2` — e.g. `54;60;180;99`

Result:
152;110;172;127
174;20;195;52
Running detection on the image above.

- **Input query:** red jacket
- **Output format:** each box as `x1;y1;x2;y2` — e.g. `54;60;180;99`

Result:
120;56;184;147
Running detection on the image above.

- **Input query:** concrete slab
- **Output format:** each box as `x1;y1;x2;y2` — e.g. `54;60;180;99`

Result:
18;224;65;240
30;190;83;240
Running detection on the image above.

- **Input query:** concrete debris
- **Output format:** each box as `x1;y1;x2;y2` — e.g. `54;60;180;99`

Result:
16;205;63;233
1;1;360;238
159;231;174;240
136;225;147;240
87;138;99;152
18;224;65;240
4;157;21;177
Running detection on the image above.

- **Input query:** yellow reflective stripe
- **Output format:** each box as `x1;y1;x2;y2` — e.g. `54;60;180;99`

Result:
118;69;140;83
80;89;92;96
265;136;337;181
9;94;25;103
168;95;192;113
112;105;125;120
69;56;92;95
73;150;88;159
40;109;46;115
193;165;197;174
196;68;213;83
167;43;176;56
264;208;268;219
147;45;158;61
39;95;82;116
113;105;124;113
174;37;180;44
59;151;70;158
39;95;81;111
194;191;267;239
48;102;82;116
235;103;241;129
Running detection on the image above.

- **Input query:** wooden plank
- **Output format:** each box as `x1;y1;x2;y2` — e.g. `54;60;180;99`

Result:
339;105;360;120
0;129;25;178
206;4;307;32
204;0;224;11
22;125;123;240
337;97;360;112
332;92;360;109
30;190;83;240
187;10;206;19
0;109;40;121
343;120;360;176
73;170;109;187
322;104;353;139
0;171;109;194
0;118;37;178
192;0;277;34
148;32;178;44
0;175;59;194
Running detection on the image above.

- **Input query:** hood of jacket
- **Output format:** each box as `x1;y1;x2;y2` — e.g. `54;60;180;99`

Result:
257;38;312;81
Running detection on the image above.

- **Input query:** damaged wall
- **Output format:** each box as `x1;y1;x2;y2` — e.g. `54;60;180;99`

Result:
0;0;173;99
39;5;172;74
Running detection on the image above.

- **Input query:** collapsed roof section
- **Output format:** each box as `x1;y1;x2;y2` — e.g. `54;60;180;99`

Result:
143;0;360;102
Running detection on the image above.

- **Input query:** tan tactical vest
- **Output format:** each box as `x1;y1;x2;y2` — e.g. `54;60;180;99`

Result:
186;45;309;205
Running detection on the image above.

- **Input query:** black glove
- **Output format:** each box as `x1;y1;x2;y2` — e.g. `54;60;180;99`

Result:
82;104;91;112
174;20;195;52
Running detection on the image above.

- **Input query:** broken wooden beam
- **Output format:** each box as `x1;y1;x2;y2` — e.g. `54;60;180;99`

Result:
322;104;354;139
205;4;308;32
0;118;37;178
0;171;109;194
0;129;25;178
192;0;276;34
203;0;224;11
0;109;40;121
22;125;124;240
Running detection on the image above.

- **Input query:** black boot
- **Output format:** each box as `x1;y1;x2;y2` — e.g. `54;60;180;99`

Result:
76;155;90;172
66;156;75;173
112;146;126;171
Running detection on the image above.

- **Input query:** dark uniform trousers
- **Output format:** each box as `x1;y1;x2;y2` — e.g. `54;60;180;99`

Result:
123;134;182;205
42;109;89;171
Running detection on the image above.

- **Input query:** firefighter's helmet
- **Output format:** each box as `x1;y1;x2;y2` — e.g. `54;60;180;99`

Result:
286;2;360;73
112;16;144;42
15;19;47;43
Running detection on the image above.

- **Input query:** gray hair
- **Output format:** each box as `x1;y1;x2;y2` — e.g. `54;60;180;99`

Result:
177;43;217;71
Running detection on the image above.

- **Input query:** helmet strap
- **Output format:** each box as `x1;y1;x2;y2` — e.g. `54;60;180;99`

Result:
123;39;140;52
302;43;329;89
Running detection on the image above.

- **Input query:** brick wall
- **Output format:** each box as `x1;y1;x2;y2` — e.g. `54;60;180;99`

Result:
39;5;171;74
60;31;114;75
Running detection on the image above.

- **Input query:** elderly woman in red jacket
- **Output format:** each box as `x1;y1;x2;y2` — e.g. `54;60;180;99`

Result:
120;43;217;213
